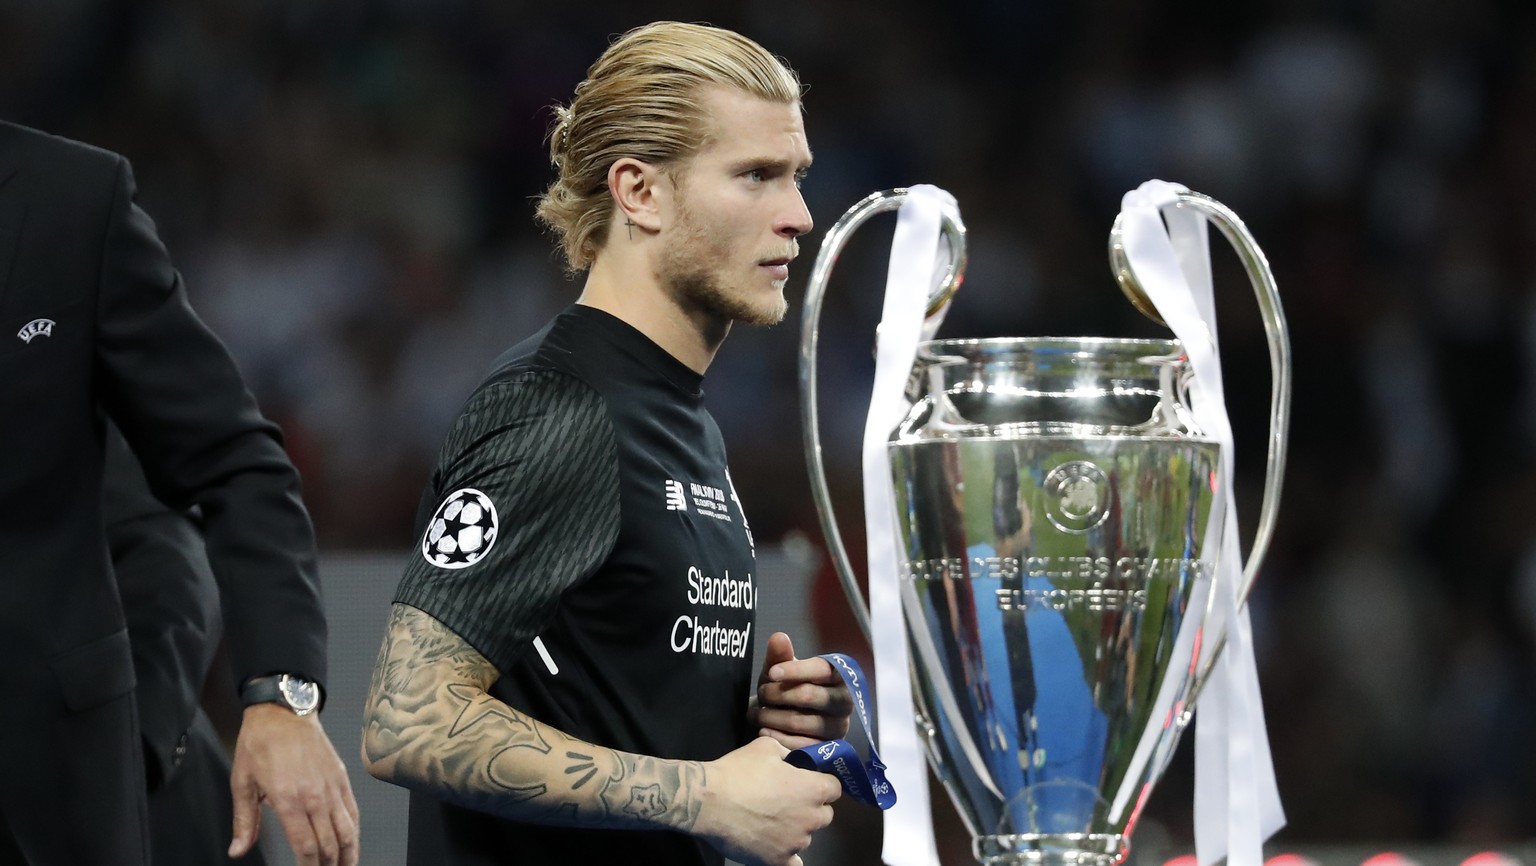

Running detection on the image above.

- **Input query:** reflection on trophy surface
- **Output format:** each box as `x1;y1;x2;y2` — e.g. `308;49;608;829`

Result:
800;186;1291;866
894;337;1218;865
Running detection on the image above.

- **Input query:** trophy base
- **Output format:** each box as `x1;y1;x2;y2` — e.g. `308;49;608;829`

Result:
974;833;1128;866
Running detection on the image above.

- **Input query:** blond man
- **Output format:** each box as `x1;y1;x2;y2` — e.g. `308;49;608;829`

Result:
362;22;853;866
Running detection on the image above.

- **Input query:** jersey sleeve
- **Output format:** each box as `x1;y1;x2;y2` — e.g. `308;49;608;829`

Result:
393;370;620;674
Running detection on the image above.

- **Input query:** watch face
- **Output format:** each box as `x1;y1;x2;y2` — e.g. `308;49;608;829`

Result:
279;676;321;715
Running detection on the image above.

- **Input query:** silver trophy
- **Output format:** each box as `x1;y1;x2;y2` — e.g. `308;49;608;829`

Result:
800;188;1291;865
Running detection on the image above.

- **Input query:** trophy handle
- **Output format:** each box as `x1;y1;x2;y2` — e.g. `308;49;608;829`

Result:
1109;194;1292;734
1108;192;1292;607
799;188;968;645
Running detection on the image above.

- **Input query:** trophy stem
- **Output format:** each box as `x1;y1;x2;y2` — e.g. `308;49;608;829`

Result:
974;833;1129;866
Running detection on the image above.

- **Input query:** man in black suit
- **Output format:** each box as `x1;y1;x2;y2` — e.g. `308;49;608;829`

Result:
0;120;358;865
104;426;268;866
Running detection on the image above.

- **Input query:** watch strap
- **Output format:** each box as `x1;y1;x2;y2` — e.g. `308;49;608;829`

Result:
240;673;324;714
240;674;284;707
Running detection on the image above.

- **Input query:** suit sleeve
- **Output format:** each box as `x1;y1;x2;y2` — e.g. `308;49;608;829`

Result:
393;372;621;674
102;422;221;790
92;157;327;689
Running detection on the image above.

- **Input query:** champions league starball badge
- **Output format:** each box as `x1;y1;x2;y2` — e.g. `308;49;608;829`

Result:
422;488;499;569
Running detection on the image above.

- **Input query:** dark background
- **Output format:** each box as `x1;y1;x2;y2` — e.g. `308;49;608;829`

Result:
5;0;1534;861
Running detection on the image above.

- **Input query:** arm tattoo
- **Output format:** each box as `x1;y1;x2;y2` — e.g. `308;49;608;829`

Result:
362;603;706;832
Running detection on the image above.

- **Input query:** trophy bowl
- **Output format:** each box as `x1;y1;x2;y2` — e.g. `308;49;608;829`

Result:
893;336;1217;865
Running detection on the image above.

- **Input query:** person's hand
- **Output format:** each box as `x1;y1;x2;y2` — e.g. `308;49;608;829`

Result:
752;632;853;750
228;704;360;866
696;737;841;866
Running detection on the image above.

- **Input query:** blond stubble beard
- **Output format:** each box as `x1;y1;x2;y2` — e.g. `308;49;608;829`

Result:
658;198;789;328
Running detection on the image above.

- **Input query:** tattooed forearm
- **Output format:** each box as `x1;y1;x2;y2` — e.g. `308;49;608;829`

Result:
599;754;705;832
362;603;707;832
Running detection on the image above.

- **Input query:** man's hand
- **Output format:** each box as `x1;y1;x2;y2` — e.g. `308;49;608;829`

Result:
228;704;361;866
696;737;841;866
753;632;853;750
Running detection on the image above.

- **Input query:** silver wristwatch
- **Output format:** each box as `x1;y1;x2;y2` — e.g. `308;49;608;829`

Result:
240;673;322;716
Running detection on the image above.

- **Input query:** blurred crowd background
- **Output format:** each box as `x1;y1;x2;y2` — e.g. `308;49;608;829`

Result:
5;0;1535;861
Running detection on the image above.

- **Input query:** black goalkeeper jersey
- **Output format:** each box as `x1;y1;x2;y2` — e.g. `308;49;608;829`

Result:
393;305;759;866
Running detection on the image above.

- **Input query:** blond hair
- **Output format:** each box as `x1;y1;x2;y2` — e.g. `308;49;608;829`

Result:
534;21;803;272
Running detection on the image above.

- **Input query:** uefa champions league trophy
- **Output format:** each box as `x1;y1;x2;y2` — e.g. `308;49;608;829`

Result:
799;185;1291;866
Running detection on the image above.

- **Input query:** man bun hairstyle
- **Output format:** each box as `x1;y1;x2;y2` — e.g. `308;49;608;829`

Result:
535;21;803;273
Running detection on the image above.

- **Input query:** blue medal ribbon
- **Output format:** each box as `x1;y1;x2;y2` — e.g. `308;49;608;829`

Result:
782;653;897;810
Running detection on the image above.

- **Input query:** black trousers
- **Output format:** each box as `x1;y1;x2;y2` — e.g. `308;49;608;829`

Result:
0;711;264;866
0;809;21;866
148;710;267;866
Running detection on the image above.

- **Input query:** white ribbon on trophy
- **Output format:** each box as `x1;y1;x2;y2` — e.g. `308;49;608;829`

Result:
864;184;958;866
1113;179;1286;866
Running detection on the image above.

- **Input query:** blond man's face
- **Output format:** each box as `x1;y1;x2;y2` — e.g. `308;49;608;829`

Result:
657;86;814;326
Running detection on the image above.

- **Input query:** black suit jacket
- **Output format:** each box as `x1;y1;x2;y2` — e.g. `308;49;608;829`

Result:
104;425;266;866
104;425;221;793
0;121;326;865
